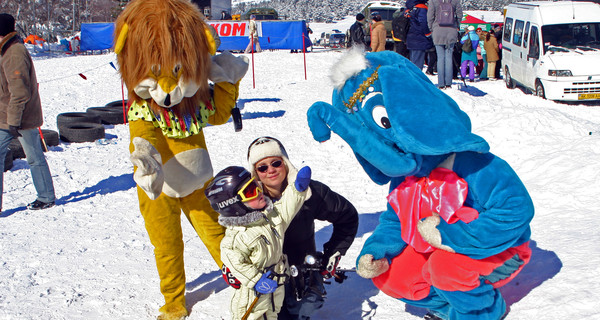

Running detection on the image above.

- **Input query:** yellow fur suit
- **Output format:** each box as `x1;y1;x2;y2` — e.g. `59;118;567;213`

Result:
114;0;248;319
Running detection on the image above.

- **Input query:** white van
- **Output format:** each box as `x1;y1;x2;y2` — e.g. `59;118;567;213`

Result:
502;1;600;101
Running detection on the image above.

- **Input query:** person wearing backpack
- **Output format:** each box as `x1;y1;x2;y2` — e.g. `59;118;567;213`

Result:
405;0;433;71
460;25;479;82
427;0;462;89
391;8;410;58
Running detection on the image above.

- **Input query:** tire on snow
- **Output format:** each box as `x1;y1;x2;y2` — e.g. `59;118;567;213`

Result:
59;122;105;143
8;138;25;159
86;106;126;124
3;148;13;172
56;112;101;128
40;129;60;147
105;100;128;108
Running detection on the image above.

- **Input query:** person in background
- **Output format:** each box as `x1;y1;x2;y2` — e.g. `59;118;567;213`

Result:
220;10;232;20
205;165;311;320
460;25;479;82
493;24;503;79
391;8;410;58
244;136;359;320
244;14;261;54
484;30;500;80
0;13;56;212
370;14;386;52
348;13;368;49
427;0;463;89
477;28;488;80
405;0;433;71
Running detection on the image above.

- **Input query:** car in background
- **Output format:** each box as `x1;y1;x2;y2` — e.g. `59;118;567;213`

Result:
361;0;402;48
329;33;346;48
241;7;278;20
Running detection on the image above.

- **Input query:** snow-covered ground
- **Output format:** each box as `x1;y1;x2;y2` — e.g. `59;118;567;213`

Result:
1;18;599;320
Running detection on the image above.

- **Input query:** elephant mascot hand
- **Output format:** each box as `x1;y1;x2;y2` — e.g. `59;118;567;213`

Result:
130;137;164;200
417;213;455;253
357;254;389;279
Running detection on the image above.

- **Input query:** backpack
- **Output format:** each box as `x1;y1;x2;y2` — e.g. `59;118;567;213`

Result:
462;36;473;53
437;0;455;27
392;8;412;41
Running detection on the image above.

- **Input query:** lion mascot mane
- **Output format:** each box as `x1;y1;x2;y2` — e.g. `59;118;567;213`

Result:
114;0;248;319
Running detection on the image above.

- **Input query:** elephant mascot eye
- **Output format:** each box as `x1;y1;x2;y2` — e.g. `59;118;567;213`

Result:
372;105;391;129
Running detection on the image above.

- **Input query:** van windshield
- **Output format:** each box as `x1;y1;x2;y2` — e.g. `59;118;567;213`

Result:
541;23;600;51
369;9;397;21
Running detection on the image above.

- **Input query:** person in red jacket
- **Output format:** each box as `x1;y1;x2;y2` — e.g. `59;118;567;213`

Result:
0;13;56;212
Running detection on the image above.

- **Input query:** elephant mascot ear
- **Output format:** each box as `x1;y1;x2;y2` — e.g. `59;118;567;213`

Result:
332;50;490;156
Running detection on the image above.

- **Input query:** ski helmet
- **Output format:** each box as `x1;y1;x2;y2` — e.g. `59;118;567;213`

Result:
205;166;254;217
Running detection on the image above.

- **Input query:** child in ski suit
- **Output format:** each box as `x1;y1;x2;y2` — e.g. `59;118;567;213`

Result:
205;165;311;320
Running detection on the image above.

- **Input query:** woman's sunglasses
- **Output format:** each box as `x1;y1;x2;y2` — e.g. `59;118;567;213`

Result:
256;159;283;173
238;177;262;202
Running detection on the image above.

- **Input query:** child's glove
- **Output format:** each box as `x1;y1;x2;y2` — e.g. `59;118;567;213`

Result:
221;264;241;289
130;137;164;200
357;254;389;279
209;50;249;84
254;271;277;294
294;166;312;192
320;251;342;279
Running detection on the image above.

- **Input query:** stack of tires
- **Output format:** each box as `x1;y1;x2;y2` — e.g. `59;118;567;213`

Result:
56;100;127;143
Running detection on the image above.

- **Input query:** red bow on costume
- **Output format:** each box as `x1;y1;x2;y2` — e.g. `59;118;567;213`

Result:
387;167;479;253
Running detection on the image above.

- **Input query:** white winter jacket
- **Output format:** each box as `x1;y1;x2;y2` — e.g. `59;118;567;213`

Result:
220;173;308;320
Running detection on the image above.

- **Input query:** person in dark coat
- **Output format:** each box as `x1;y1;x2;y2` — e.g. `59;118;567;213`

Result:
391;8;410;58
348;13;368;49
245;136;359;320
406;0;433;71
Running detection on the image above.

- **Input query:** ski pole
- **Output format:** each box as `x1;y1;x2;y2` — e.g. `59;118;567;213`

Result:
241;293;262;320
38;127;48;152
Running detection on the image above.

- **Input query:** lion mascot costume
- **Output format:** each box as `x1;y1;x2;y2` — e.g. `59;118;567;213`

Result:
307;49;534;320
114;0;248;319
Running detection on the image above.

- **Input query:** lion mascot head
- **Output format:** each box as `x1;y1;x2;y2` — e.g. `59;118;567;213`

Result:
114;0;216;117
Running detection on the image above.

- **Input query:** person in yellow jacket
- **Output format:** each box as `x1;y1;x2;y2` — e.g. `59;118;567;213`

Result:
113;0;249;319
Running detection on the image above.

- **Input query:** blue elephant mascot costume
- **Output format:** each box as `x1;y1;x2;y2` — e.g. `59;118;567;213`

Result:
306;48;534;320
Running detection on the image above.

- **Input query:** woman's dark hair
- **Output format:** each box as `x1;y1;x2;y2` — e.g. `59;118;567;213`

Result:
486;31;494;41
372;14;382;22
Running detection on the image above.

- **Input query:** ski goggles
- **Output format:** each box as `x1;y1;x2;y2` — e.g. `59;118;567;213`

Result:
256;159;283;173
238;177;263;202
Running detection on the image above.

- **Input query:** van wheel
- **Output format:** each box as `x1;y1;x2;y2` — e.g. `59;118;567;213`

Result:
504;67;516;89
535;80;546;99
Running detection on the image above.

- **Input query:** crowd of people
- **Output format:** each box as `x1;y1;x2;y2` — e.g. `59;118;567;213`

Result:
346;1;504;89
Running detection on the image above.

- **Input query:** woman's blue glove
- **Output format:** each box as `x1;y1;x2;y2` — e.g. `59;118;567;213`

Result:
294;166;312;192
254;271;277;294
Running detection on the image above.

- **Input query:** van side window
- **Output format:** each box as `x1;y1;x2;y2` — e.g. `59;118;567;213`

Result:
529;26;540;59
523;22;530;49
503;18;513;43
513;19;525;46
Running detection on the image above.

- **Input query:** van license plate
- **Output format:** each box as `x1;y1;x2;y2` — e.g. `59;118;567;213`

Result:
578;93;600;100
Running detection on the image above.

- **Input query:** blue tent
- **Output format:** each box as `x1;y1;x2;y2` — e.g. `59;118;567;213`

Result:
80;23;115;51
